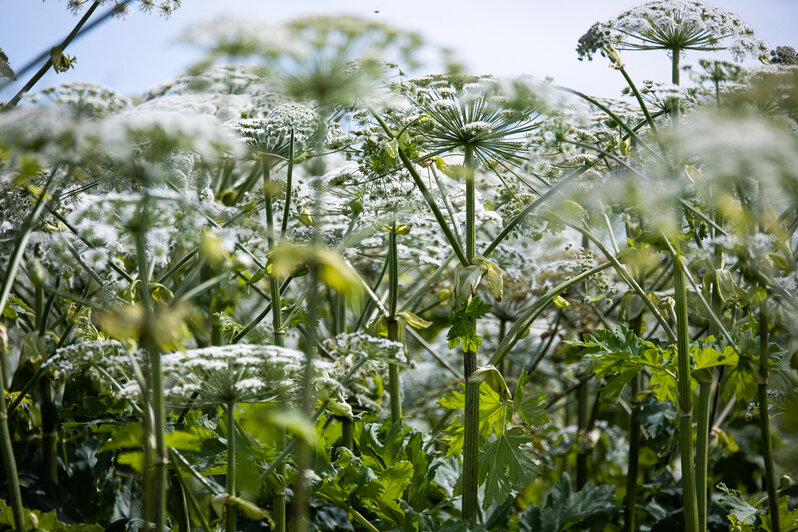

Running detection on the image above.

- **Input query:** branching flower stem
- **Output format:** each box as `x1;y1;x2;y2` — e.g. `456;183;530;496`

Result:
3;1;133;108
571;223;676;343
371;109;469;267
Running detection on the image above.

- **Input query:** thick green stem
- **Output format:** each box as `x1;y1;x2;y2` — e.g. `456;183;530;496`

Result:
341;417;353;449
462;349;479;524
576;378;590;490
498;319;508;376
674;255;699;532
40;376;58;492
625;313;643;532
387;223;402;423
293;140;325;530
461;143;480;524
759;302;781;532
137;194;167;532
696;377;713;532
226;401;237;532
671;51;681;118
387;319;402;423
266;155;287;532
280;130;295;240
464;145;476;261
34;283;59;493
625;372;642;532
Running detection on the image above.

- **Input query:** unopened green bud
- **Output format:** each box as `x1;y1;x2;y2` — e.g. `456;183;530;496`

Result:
27;258;46;286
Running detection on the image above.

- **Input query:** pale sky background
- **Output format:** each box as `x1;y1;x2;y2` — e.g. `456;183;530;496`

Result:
1;0;796;102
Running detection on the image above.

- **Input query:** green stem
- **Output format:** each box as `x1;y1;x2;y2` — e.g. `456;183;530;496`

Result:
574;224;676;343
489;263;611;368
498;319;508;376
625;314;643;532
625;372;642;532
674;254;699;532
4;1;102;107
40;375;58;492
226;401;237;532
671;50;681;118
293;114;326;530
461;143;479;524
136;193;167;532
265;158;288;532
280;130;295;240
464;145;476;261
759;301;781;532
696;377;713;532
462;348;479;524
341;416;353;449
387;222;402;423
0;333;26;532
576;378;590;490
169;452;213;532
372;110;467;266
483;166;588;257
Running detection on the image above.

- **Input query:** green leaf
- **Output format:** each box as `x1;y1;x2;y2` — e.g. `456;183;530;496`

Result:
211;494;269;520
468;364;512;400
514;390;549;428
692;344;738;371
0;498;103;531
716;482;761;525
99;424;143;451
439;385;512;455
117;451;146;472
472;254;504;302
447;295;492;353
164;430;202;451
398;309;432;330
479;427;541;509
520;473;618;532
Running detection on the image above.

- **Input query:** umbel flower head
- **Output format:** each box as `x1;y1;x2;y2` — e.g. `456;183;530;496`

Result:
411;75;542;169
121;345;317;407
577;0;768;61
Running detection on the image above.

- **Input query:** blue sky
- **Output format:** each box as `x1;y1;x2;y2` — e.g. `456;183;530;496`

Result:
2;0;796;101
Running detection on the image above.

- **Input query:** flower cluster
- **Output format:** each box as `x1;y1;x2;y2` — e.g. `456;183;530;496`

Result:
578;1;768;61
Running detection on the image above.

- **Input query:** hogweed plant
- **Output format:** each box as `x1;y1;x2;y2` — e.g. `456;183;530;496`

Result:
0;4;797;532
